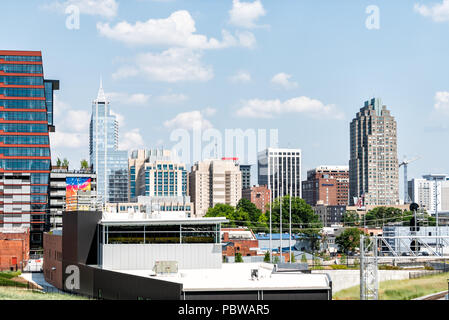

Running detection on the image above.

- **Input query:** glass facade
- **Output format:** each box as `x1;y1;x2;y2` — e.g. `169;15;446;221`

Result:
89;83;128;203
100;223;220;244
0;51;58;248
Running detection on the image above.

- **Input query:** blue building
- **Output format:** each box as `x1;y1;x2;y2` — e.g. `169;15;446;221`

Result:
89;80;128;203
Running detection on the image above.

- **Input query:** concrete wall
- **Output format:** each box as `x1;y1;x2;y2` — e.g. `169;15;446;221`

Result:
101;243;222;270
311;270;416;293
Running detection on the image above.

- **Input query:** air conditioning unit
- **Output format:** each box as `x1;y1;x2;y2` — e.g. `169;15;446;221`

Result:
153;261;178;274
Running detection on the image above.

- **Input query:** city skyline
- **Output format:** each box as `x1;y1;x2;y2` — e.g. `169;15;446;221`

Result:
2;0;449;193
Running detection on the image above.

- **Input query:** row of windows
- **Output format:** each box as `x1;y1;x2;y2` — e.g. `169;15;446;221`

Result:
0;123;48;133
0;64;43;74
31;185;47;193
0;76;43;86
0;159;50;170
0;147;50;157
31;173;50;184
0;135;49;145
0;56;42;62
0;88;45;98
0;99;46;109
0;111;47;121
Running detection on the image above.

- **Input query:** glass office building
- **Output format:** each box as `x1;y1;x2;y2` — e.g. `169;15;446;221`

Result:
89;81;128;203
0;50;58;248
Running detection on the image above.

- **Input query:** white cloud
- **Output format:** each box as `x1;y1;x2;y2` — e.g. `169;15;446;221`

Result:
97;10;255;49
119;128;145;151
106;92;151;105
45;0;118;18
229;0;267;28
50;95;90;149
202;107;217;117
110;109;125;126
164;110;213;131
236;96;344;119
50;132;88;148
434;91;449;115
230;70;251;83
157;93;189;103
271;72;299;89
113;48;214;82
414;0;449;22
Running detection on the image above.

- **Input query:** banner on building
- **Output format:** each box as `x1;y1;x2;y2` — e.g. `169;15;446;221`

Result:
66;177;91;211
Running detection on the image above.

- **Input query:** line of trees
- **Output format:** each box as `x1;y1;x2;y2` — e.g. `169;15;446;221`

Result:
342;206;436;228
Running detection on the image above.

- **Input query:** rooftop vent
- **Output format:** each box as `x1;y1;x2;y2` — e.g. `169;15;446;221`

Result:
153;261;178;275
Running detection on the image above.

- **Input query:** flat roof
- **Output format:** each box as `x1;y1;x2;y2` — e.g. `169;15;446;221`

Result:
107;263;330;292
100;212;228;226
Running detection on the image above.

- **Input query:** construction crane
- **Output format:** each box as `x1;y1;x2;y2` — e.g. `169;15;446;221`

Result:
399;156;420;204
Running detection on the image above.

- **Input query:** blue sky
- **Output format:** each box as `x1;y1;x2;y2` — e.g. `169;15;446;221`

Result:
2;0;449;195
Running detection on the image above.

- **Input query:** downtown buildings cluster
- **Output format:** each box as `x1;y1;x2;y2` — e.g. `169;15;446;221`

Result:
1;50;449;275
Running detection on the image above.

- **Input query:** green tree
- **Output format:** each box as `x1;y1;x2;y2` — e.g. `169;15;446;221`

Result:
236;198;262;223
80;159;89;170
205;203;251;228
271;196;322;233
342;210;360;226
56;158;62;167
264;251;271;263
336;228;367;254
62;158;69;168
290;252;296;263
235;252;243;263
301;253;307;263
273;256;280;264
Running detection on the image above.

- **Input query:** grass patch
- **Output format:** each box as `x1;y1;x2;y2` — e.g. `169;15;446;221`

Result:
0;271;22;280
0;286;89;300
330;265;348;270
334;272;449;300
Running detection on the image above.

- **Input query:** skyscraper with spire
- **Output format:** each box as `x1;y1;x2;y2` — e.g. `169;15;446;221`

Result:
89;79;128;203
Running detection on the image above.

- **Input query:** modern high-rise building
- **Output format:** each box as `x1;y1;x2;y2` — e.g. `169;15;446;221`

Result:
239;164;251;190
302;166;349;206
257;148;302;199
128;149;187;201
189;159;242;217
89;81;128;203
408;174;449;215
0;50;58;248
349;98;399;206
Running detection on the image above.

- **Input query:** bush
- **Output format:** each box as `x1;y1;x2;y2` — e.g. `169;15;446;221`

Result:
264;251;271;263
378;265;401;270
330;265;348;270
235;252;243;263
301;253;307;263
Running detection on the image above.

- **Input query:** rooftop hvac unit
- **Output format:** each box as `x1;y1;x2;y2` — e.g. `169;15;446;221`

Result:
153;261;178;274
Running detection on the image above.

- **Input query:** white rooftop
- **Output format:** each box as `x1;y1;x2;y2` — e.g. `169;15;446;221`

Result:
111;263;330;292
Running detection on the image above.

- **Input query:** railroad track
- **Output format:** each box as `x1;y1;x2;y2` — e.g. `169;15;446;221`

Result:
418;291;448;300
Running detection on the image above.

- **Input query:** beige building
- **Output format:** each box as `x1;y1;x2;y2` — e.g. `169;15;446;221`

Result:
128;149;187;201
349;98;399;206
189;159;242;217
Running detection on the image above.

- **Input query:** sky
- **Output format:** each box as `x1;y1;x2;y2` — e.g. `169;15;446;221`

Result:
2;0;449;197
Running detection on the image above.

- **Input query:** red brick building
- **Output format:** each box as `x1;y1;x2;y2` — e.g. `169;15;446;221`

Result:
242;185;271;213
0;228;30;271
302;166;349;206
222;228;259;257
43;232;63;289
